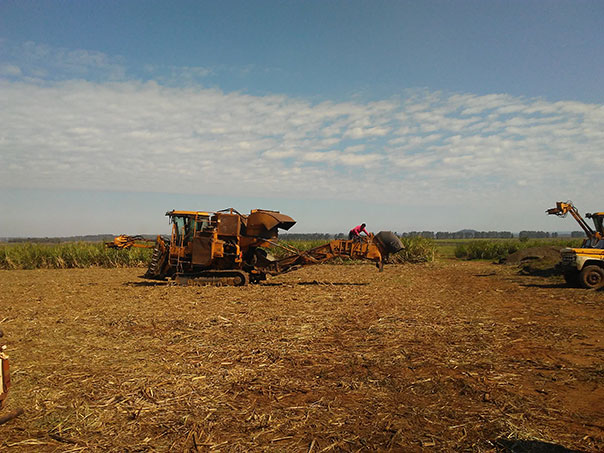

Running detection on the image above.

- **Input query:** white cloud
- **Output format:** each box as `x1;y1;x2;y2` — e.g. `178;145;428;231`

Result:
0;73;602;212
0;64;21;76
0;40;217;85
5;41;128;81
344;126;390;139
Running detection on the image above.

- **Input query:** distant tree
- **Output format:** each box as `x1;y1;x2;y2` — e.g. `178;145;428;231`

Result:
519;230;550;239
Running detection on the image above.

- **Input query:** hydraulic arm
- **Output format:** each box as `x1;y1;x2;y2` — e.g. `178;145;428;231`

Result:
546;201;603;243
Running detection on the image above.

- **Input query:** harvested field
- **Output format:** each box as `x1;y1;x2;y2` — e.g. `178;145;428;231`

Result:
0;262;602;452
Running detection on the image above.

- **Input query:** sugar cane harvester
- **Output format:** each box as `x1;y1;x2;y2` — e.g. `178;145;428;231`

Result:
127;208;404;286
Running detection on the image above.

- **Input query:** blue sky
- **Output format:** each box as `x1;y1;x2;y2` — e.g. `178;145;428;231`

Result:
1;1;603;236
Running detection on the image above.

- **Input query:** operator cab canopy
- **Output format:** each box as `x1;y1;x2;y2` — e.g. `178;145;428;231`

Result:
164;209;296;242
586;212;604;236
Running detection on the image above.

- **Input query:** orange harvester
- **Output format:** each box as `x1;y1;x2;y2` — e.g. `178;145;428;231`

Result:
140;208;403;286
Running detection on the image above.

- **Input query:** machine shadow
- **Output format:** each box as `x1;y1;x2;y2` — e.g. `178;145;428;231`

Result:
123;280;368;287
519;282;571;289
494;437;582;452
261;281;369;287
124;280;169;287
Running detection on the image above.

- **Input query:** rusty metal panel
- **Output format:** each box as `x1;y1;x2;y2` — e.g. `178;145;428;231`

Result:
216;213;240;237
246;210;296;238
191;236;213;266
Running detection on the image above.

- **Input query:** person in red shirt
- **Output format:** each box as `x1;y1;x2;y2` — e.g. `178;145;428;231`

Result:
348;223;369;240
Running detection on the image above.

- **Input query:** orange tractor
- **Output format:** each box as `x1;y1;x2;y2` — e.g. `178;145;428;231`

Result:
138;208;403;286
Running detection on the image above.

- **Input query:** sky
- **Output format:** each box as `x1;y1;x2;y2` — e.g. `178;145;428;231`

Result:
1;0;603;237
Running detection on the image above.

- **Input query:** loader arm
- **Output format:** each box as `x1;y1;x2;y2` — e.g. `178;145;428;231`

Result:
546;202;599;240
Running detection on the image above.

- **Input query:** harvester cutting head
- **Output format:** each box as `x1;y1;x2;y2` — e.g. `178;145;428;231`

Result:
105;234;155;249
546;201;574;217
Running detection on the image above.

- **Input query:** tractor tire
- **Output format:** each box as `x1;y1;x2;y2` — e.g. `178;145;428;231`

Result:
579;265;604;290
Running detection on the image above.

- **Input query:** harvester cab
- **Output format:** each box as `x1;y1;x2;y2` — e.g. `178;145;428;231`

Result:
142;208;403;286
546;201;604;289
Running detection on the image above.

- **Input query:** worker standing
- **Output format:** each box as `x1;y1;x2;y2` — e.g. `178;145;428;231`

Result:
348;223;370;240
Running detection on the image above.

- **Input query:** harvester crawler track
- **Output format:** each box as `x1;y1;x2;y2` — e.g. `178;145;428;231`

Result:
174;270;249;286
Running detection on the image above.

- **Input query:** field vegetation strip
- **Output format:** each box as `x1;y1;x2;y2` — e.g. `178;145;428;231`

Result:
453;238;582;261
0;242;151;270
0;236;437;270
0;236;582;269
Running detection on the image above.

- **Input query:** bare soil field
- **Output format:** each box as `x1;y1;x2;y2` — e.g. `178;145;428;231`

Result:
0;261;602;452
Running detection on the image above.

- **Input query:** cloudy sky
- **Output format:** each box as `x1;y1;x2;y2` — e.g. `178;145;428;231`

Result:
1;1;603;236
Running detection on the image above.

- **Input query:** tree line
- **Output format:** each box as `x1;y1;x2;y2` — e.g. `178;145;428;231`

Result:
397;230;583;239
3;230;585;243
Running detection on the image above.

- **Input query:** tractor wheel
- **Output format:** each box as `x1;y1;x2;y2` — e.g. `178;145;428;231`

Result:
579;265;604;289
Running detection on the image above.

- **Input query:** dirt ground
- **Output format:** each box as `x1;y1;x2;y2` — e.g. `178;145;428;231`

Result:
0;261;602;452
